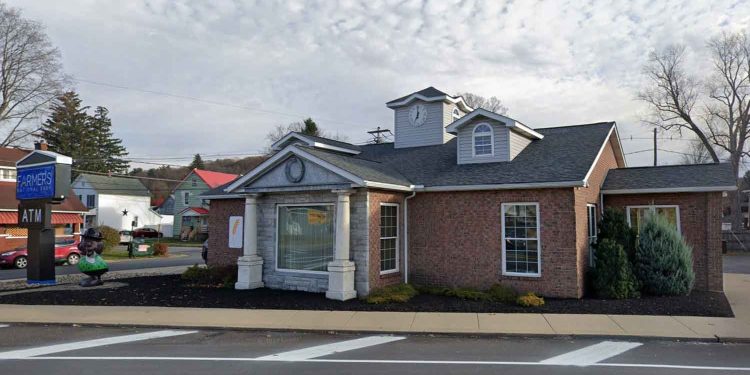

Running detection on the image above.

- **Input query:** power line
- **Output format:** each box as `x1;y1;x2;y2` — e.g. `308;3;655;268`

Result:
74;77;375;129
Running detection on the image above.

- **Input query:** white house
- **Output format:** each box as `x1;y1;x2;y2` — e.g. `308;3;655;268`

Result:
72;173;172;235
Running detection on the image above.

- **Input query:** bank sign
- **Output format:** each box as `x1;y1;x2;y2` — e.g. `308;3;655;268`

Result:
16;164;56;200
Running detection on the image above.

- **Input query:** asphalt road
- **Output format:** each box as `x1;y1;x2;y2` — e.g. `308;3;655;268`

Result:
0;325;749;374
0;246;202;280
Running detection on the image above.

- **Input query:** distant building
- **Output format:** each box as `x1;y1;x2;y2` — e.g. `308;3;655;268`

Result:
173;169;238;241
0;147;87;252
72;173;172;235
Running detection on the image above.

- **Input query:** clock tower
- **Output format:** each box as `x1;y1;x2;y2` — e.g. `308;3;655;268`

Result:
386;87;473;149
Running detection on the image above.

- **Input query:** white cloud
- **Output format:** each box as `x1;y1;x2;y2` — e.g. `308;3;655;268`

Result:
7;0;750;167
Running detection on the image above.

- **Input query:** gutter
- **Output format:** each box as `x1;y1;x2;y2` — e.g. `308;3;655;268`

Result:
403;186;420;284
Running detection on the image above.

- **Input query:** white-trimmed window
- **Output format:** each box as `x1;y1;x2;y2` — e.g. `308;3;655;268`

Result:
473;123;493;156
0;167;16;181
452;107;461;121
86;195;96;209
587;204;597;266
380;203;399;274
626;205;680;234
276;204;335;273
183;191;190;205
502;203;541;276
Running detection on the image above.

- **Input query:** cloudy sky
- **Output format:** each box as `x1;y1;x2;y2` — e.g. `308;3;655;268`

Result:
8;0;750;168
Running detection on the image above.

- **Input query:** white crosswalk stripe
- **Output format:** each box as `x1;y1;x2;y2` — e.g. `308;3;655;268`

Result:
255;335;405;361
0;330;197;359
540;341;642;367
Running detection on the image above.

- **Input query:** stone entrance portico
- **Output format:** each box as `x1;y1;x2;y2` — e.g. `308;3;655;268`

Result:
233;188;366;301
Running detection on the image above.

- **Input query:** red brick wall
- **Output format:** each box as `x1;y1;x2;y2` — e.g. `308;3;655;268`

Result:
207;198;244;267
368;190;406;290
408;188;580;298
573;136;622;296
603;192;724;292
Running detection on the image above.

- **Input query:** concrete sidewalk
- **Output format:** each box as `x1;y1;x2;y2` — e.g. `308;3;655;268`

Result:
0;273;749;341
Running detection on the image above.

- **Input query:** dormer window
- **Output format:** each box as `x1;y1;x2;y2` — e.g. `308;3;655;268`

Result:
452;108;461;121
473;123;493;156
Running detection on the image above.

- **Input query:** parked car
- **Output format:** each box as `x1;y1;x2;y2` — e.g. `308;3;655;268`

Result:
0;240;82;269
119;230;133;244
132;228;163;238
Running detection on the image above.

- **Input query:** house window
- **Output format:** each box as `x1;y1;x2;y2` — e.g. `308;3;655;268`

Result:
473;123;493;156
587;204;597;266
191;179;197;187
0;168;16;181
502;203;541;277
380;203;399;274
452;107;461;121
86;195;96;209
276;204;335;272
183;192;190;205
626;205;680;234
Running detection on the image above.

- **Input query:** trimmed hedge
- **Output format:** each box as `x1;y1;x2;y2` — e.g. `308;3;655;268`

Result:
182;264;238;288
366;284;418;304
591;239;640;299
516;292;545;307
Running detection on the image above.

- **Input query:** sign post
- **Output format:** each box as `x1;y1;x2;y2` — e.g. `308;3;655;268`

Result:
15;145;72;285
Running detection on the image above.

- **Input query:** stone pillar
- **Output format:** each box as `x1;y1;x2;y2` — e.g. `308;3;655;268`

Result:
326;189;357;301
235;194;264;290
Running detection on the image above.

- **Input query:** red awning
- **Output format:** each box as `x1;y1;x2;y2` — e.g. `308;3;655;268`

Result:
0;211;83;225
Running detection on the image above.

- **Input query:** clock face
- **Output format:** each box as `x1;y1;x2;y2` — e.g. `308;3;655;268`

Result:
408;104;427;127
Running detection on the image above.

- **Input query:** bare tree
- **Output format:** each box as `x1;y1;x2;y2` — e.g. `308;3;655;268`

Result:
639;31;750;229
455;92;508;114
265;118;347;152
0;3;65;147
679;138;713;164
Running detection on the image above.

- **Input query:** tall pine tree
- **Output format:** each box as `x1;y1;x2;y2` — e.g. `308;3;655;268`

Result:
189;154;205;170
39;91;129;177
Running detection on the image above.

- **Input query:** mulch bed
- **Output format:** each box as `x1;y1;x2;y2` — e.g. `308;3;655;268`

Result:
0;274;733;317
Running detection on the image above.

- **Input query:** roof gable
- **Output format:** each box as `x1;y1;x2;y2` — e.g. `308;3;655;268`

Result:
271;132;361;154
386;86;473;112
445;109;543;140
192;169;238;189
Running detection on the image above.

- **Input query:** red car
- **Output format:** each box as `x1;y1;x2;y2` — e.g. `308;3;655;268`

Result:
0;239;81;269
132;228;163;238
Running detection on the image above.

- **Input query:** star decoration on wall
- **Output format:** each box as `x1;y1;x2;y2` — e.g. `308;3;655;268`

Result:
122;209;128;216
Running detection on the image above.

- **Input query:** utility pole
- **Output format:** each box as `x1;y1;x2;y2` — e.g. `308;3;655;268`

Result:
367;127;392;144
653;128;657;166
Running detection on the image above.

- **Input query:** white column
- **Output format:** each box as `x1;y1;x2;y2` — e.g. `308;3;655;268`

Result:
235;194;264;290
326;189;357;301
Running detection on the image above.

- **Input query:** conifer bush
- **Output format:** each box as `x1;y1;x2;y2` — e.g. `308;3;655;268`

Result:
591;239;639;299
598;208;637;260
634;212;695;296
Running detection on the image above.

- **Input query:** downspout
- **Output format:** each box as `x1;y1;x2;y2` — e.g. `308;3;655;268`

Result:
403;188;418;284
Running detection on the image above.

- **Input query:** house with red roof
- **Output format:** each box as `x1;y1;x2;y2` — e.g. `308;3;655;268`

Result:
173;169;238;241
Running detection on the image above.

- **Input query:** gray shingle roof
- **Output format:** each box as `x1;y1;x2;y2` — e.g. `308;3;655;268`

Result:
602;163;736;192
355;122;615;187
204;122;618;197
300;146;412;186
386;86;449;105
79;173;151;196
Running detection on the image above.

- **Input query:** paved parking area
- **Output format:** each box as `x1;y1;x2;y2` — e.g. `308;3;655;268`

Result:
724;254;750;274
0;325;749;374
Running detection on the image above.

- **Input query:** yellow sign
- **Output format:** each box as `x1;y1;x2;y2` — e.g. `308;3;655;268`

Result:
307;210;328;225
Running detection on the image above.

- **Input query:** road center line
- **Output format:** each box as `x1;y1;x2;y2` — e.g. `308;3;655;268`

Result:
0;330;197;359
255;335;405;361
539;341;642;367
0;324;8;328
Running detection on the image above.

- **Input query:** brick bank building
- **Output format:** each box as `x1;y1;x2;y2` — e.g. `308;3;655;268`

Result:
204;87;735;300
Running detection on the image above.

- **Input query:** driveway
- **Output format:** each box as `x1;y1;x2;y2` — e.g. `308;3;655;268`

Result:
723;254;750;274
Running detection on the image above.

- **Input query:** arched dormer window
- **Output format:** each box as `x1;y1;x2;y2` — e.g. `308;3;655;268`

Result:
473;123;493;157
452;107;461;121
